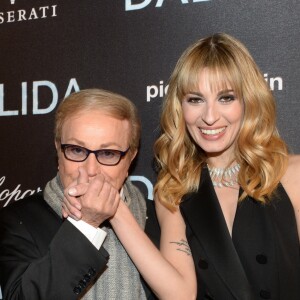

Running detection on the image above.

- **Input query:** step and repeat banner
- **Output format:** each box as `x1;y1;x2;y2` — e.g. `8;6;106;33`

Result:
1;0;300;204
1;1;300;206
0;0;299;298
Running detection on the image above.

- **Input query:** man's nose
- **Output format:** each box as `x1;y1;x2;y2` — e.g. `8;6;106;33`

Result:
84;153;99;178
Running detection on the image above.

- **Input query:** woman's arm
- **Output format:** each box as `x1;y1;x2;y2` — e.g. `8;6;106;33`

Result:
109;199;197;300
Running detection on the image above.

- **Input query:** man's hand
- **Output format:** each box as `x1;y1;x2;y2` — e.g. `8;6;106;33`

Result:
62;167;121;228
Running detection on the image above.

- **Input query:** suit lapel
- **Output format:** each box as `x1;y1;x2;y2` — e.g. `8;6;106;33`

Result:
181;167;254;299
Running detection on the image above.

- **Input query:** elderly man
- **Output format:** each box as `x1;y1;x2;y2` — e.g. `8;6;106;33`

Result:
0;89;159;299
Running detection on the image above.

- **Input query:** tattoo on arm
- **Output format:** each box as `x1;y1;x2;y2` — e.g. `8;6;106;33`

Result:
170;239;191;256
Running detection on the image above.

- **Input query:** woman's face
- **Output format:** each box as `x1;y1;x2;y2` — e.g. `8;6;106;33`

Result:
56;110;136;190
181;69;244;164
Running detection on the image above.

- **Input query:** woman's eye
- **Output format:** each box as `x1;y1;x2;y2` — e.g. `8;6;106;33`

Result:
186;96;203;104
219;95;236;103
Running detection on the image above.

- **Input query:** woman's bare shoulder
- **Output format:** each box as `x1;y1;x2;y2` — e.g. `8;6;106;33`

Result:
284;154;300;179
281;154;300;241
281;154;300;204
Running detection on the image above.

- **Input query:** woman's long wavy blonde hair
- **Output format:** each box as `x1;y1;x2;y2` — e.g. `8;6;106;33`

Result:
154;33;288;210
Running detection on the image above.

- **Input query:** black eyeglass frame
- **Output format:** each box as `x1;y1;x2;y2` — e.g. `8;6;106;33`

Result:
60;144;130;166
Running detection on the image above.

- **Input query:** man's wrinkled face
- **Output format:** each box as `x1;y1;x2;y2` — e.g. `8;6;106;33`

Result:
56;110;136;190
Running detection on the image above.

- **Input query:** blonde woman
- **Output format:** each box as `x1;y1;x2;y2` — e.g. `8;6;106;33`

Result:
154;33;300;299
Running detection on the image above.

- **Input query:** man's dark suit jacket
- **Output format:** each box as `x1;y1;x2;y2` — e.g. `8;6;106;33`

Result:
0;192;160;300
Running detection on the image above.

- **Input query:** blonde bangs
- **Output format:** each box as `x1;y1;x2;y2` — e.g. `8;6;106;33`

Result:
176;45;243;101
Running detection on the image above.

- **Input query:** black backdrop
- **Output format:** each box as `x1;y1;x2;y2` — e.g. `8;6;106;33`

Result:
0;1;299;297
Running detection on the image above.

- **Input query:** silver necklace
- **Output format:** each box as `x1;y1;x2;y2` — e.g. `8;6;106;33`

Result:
207;163;240;188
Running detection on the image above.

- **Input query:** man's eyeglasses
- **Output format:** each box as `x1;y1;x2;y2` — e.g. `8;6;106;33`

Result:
60;144;130;166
